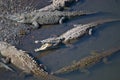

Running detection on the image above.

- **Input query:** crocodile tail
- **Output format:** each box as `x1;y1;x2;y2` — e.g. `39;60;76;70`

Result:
85;18;120;29
64;10;98;18
93;18;120;26
101;47;120;58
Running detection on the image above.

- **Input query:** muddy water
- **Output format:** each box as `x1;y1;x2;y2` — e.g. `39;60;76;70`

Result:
0;0;120;80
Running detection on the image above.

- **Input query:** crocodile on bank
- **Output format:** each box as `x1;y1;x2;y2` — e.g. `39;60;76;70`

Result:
0;41;68;80
34;19;120;52
52;47;120;75
39;0;78;11
5;10;97;28
0;0;43;45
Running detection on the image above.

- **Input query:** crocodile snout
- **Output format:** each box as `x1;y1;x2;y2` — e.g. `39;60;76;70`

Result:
34;43;52;52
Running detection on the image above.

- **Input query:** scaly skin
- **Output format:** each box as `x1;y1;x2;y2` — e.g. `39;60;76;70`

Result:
52;47;120;75
0;41;68;80
6;10;97;27
35;19;120;51
35;37;63;52
39;0;78;11
59;19;120;42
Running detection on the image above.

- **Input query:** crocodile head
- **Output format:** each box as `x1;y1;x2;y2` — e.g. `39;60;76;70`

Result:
34;37;63;52
7;13;32;23
35;43;53;52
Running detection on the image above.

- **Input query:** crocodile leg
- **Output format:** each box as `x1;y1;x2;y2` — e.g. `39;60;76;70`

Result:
80;68;90;75
59;17;66;24
1;57;11;64
32;21;40;29
18;70;32;78
86;28;93;35
103;57;111;64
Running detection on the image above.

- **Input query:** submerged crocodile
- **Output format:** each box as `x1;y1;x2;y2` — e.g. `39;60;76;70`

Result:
0;41;68;80
5;10;97;28
52;47;120;75
39;0;78;11
34;19;120;51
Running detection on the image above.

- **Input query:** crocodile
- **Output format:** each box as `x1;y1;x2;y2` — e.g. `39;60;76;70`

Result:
39;0;78;11
0;41;68;80
52;47;120;75
34;19;120;51
34;37;63;52
5;10;97;28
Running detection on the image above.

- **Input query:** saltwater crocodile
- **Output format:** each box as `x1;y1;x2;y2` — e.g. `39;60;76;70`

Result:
34;19;120;51
39;0;78;11
52;47;120;75
0;41;68;80
6;10;97;28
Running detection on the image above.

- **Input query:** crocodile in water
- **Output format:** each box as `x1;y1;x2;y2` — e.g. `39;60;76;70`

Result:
35;19;120;51
52;47;120;75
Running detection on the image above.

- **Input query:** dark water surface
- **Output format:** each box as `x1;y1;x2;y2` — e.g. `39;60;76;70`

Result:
0;0;120;80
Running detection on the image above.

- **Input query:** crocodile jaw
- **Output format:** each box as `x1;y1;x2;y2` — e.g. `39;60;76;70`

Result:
34;43;52;52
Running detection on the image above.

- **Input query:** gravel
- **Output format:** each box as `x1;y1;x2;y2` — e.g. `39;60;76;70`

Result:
0;0;46;45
